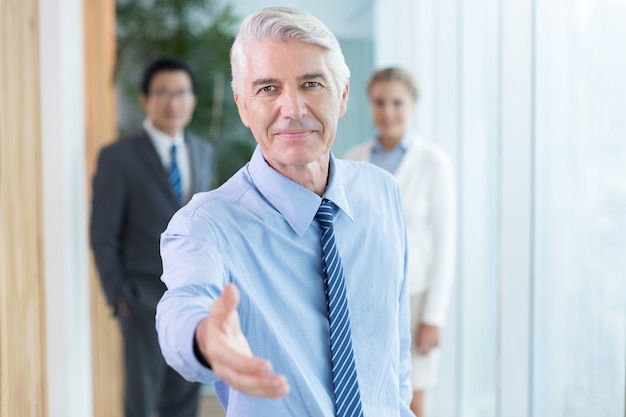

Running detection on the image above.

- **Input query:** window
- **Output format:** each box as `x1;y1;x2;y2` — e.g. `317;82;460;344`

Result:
532;0;626;415
374;0;626;415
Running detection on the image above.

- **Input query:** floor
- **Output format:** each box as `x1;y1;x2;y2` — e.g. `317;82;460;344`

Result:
198;393;225;417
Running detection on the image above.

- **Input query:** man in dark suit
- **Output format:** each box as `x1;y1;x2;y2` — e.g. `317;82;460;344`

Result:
90;57;215;417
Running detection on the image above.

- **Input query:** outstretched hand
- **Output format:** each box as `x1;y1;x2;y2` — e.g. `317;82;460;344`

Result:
195;283;290;398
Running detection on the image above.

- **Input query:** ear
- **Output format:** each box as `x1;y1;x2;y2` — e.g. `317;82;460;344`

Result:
140;94;149;110
338;83;349;118
234;92;250;128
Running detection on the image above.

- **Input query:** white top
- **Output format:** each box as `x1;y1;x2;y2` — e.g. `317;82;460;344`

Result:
343;133;456;326
143;118;192;202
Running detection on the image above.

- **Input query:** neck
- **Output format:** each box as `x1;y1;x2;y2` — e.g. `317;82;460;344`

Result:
162;129;178;139
265;153;330;197
379;133;403;151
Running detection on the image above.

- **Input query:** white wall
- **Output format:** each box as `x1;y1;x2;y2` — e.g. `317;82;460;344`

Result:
39;0;93;416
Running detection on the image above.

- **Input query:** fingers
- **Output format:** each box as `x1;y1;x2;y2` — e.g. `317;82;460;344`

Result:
416;332;431;355
206;330;269;374
415;324;440;355
209;346;290;398
196;283;290;398
417;338;433;355
215;360;290;398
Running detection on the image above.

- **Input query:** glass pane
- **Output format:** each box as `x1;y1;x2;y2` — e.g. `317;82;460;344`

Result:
533;1;626;416
456;1;501;416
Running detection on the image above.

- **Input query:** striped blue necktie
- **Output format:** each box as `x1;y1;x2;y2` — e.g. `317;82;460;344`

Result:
316;199;364;417
169;144;183;205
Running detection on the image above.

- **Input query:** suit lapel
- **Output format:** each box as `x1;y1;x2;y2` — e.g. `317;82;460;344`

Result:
134;129;180;207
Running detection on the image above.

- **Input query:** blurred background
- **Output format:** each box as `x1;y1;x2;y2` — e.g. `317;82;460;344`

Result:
1;0;625;416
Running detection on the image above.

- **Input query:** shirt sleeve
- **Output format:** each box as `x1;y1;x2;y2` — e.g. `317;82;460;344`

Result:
155;206;228;384
421;150;457;327
396;185;414;406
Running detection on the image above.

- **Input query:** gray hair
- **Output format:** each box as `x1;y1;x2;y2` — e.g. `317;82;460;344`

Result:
230;7;350;97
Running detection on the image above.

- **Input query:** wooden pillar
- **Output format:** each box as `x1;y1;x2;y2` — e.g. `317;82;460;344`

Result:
0;0;47;416
83;1;123;416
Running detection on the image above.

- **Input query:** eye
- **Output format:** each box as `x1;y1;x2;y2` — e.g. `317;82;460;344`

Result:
260;85;275;93
304;81;320;88
393;99;404;107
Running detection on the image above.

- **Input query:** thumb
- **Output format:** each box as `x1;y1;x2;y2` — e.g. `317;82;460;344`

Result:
210;283;240;322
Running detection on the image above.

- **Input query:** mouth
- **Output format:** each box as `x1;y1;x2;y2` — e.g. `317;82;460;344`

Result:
273;129;316;139
380;122;399;130
270;118;321;141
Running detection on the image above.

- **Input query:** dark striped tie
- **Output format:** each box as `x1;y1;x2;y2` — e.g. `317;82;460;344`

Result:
169;144;182;204
316;199;364;417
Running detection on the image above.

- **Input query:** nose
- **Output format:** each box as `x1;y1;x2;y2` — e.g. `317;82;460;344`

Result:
279;86;307;119
381;103;394;117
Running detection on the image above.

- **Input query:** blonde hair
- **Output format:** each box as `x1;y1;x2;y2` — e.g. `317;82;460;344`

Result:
368;67;419;102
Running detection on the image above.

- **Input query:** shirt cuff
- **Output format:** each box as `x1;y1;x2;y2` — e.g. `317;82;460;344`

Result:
193;333;212;369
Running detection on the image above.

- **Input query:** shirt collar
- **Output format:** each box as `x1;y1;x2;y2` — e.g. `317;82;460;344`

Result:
247;146;354;237
372;131;413;152
143;118;185;147
322;153;354;222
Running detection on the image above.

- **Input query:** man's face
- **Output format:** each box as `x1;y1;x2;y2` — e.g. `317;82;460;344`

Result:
234;40;349;173
141;70;196;137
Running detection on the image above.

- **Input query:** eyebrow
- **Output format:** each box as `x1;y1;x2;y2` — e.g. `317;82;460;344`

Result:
250;73;329;89
251;78;279;89
299;73;328;83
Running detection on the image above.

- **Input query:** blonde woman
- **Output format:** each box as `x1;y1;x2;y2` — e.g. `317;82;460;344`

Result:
344;67;457;417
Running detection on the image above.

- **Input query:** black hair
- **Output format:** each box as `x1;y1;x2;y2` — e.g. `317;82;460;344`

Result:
140;57;196;95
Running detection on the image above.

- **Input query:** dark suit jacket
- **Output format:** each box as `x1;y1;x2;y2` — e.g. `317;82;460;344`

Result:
90;128;215;312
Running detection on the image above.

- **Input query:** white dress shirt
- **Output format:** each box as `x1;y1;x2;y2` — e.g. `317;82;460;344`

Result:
143;118;192;202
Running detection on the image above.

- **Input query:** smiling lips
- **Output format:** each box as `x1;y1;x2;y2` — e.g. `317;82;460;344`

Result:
270;119;320;139
379;120;398;129
273;129;316;139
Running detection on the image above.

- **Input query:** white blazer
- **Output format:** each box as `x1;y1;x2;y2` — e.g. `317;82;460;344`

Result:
343;133;456;326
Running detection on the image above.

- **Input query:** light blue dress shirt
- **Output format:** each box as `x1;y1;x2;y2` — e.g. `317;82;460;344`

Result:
156;146;413;416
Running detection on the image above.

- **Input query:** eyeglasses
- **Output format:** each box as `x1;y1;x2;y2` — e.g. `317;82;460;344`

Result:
149;89;194;101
